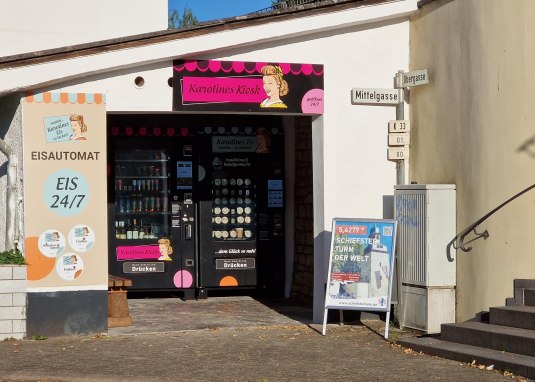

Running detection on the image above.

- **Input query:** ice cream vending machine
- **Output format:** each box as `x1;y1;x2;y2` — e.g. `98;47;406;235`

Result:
108;134;197;298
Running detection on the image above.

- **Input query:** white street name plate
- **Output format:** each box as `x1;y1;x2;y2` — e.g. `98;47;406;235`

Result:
388;132;410;146
351;88;400;105
387;147;409;161
401;69;429;87
388;120;410;132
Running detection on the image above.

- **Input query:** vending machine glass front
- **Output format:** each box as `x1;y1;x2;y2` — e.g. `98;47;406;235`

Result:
114;149;169;241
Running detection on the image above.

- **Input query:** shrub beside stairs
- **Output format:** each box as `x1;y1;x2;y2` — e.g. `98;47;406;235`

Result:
398;279;535;379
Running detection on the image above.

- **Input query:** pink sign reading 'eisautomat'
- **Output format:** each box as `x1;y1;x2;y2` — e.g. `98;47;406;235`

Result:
182;77;265;103
117;245;161;261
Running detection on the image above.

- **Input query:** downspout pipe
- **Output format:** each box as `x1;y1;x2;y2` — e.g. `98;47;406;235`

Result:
0;138;18;251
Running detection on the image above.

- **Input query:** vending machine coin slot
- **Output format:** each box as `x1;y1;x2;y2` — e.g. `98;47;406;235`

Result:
185;224;192;240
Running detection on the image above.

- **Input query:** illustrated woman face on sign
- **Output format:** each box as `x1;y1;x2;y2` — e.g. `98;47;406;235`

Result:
69;114;88;140
158;238;173;261
260;65;289;109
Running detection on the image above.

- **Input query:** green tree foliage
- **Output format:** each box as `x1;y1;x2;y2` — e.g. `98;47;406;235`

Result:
0;249;26;265
168;5;199;29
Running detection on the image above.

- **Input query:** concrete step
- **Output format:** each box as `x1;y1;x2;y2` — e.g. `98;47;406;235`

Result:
524;288;535;307
506;297;520;307
398;336;535;379
441;321;535;357
490;306;535;330
508;279;535;306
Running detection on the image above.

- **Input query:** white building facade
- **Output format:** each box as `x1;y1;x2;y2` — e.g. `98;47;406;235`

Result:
0;0;418;336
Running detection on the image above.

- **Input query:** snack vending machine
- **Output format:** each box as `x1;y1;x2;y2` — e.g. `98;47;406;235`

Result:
108;137;197;297
196;127;285;297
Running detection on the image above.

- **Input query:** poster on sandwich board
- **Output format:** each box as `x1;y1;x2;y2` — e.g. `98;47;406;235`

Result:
322;218;397;338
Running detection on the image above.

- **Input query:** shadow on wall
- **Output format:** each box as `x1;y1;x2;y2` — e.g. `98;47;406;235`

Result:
383;195;394;219
517;135;535;158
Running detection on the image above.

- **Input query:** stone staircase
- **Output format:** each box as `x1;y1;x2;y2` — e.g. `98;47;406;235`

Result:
398;279;535;379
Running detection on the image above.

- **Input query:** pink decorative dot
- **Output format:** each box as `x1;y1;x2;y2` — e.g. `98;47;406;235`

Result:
233;61;245;73
209;60;221;72
301;88;324;114
301;64;313;76
174;270;193;288
184;61;198;72
256;62;267;74
279;63;291;75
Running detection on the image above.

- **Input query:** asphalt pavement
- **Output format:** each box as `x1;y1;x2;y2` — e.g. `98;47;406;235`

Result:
0;295;529;382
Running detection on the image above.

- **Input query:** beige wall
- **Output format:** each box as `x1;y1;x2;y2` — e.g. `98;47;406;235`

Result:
409;0;535;321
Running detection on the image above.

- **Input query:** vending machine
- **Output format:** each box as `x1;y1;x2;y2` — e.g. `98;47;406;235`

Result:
108;123;285;298
108;135;197;297
196;126;286;297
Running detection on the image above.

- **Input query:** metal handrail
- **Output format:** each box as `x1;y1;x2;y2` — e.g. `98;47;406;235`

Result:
446;183;535;262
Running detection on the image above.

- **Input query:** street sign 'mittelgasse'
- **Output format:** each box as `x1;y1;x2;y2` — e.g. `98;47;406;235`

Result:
351;88;400;105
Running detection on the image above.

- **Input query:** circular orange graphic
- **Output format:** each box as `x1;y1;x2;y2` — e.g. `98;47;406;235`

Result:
219;276;239;287
25;236;56;280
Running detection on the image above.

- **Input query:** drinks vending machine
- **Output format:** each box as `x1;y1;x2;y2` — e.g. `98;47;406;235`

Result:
108;124;285;298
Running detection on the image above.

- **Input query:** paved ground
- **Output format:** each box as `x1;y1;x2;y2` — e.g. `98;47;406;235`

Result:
0;295;530;382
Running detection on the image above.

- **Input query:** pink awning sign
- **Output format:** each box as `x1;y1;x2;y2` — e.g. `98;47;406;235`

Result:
173;60;324;115
182;77;264;104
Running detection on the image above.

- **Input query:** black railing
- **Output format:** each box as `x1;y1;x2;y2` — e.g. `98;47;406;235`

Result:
446;183;535;262
252;0;328;14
